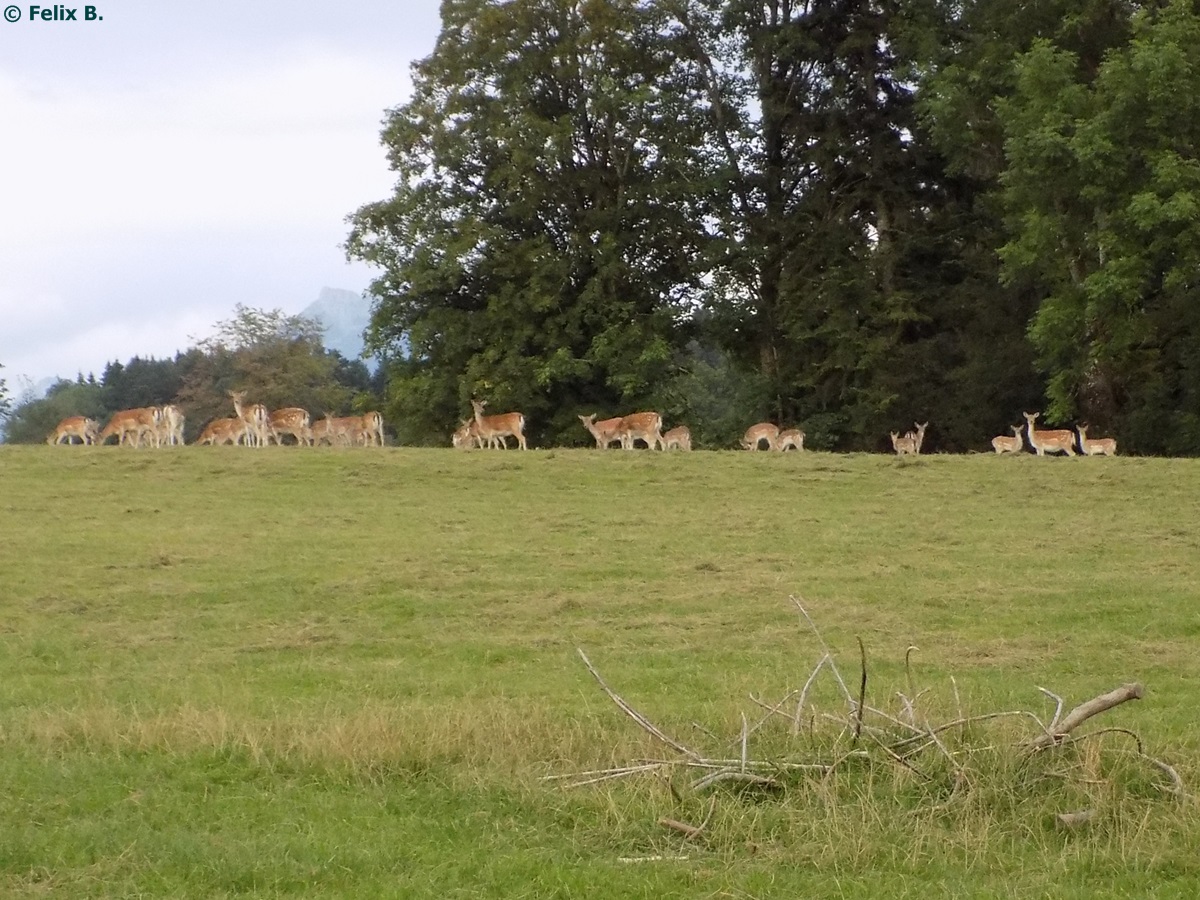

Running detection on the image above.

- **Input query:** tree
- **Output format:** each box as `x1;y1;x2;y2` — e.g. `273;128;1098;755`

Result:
666;0;1008;448
997;0;1200;453
1;378;106;444
348;0;715;445
178;306;361;441
0;363;11;425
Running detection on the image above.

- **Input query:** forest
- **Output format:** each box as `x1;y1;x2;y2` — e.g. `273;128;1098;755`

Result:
6;0;1200;453
1;307;382;446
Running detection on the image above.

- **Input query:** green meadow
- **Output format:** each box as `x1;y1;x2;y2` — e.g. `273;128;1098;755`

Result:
2;445;1199;897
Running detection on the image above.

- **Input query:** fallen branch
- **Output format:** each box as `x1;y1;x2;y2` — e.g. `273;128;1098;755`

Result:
577;648;700;760
852;636;867;746
1027;683;1145;750
659;817;705;839
791;596;854;706
691;770;780;793
1055;809;1095;829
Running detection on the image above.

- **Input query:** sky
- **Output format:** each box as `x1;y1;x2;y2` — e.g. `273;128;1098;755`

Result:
0;0;442;394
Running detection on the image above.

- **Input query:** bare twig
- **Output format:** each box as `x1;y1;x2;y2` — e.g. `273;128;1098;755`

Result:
691;770;780;793
905;645;918;700
791;596;854;706
659;817;705;839
740;712;749;771
1028;683;1145;750
744;690;799;740
1038;687;1064;732
577;648;700;759
792;654;829;735
853;636;867;746
870;733;933;782
1144;756;1185;799
1055;809;1095;829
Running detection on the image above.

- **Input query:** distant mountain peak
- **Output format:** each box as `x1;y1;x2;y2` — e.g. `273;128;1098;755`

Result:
300;288;376;368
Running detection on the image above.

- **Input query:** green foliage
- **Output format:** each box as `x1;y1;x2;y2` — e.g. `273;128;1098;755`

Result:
3;306;381;444
0;363;10;423
997;0;1200;449
1;378;107;444
348;0;714;446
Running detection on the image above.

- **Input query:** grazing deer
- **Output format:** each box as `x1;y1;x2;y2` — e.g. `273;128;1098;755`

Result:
741;423;779;451
1023;412;1077;456
98;408;161;447
471;399;527;450
578;414;624;450
195;417;245;445
890;431;918;456
618;411;665;450
991;424;1025;455
776;428;805;452
663;425;692;451
47;416;99;445
1076;424;1117;457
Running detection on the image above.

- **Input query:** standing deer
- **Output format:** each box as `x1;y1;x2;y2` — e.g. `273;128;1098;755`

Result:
890;431;918;456
912;422;929;454
1076;424;1117;457
230;391;270;448
578;414;624;449
471;399;527;450
1023;412;1077;456
991;424;1025;455
618;411;665;450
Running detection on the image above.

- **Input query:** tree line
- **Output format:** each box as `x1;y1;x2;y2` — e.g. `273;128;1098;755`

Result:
2;306;382;445
346;0;1200;454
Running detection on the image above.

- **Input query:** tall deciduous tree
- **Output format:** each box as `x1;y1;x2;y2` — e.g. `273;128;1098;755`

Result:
998;0;1200;453
671;0;981;448
347;0;714;444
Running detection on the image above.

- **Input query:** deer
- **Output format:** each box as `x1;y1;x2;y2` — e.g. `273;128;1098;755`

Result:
157;405;185;446
98;408;161;447
267;408;312;446
618;411;665;450
47;416;100;445
195;417;246;445
663;425;692;451
991;424;1025;455
741;423;779;451
1076;424;1117;457
776;428;805;452
471;399;527;450
230;391;270;448
1023;412;1077;456
890;431;918;456
912;422;929;454
578;414;624;449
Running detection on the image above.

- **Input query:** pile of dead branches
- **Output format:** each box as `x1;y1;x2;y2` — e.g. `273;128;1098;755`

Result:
547;596;1184;839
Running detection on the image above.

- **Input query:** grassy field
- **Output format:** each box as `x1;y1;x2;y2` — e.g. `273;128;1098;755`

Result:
2;445;1199;897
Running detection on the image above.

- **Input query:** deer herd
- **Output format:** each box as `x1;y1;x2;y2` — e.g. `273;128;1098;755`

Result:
47;395;1117;457
49;392;385;448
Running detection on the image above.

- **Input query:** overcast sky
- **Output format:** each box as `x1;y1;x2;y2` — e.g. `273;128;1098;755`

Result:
0;0;441;393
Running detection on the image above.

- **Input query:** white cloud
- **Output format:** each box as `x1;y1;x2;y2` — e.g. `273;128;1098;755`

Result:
0;39;416;386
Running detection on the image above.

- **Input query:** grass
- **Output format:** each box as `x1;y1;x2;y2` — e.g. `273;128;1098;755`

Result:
2;445;1200;896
